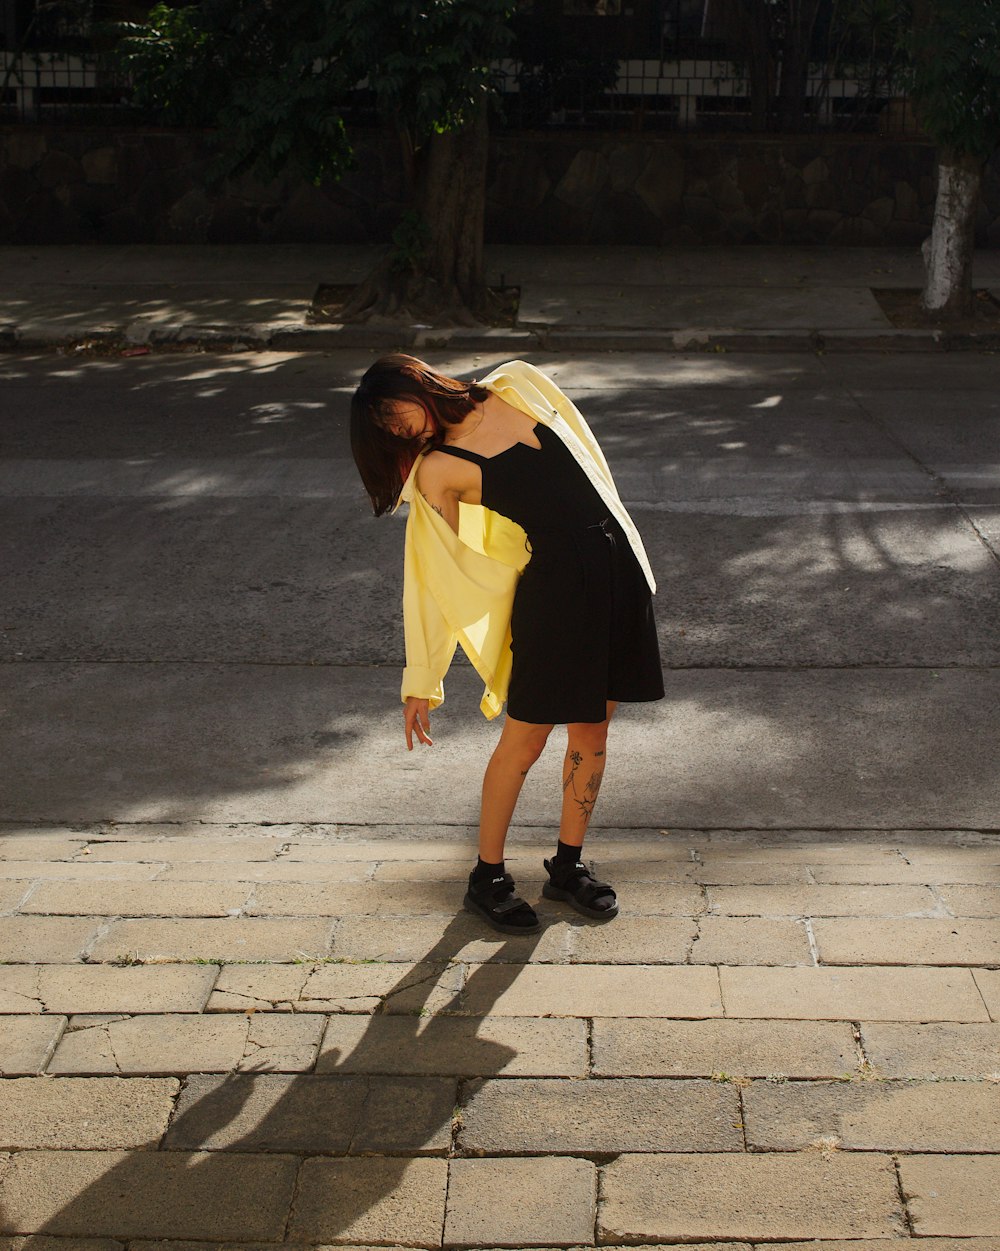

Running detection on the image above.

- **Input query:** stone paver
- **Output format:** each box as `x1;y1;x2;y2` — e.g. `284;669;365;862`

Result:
0;1238;126;1251
18;882;254;917
157;860;371;882
598;1152;904;1242
699;845;904;865
860;1021;1000;1077
594;882;704;913
720;965;991;1020
372;855;540;882
86;917;335;962
0;1016;65;1074
166;1073;456;1153
0;836;89;860
248;880;469;916
47;1013;325;1074
974;968;1000;1019
901;847;1000;864
569;916;694;963
0;861;165;880
744;1078;1000;1151
0;964;218;1015
288;1157;447;1245
318;1014;588;1076
691;917;813;964
0;882;29;912
693;863;813;884
445;1157;596;1247
458;963;722;1017
938;885;1000;915
810;862;1000;884
459;1077;742;1153
591;1017;858;1078
0;918;103;962
0;1149;298;1239
331;914;570;963
82;839;286;862
814;918;1000;965
706;883;937;915
0;1077;177;1148
756;1242;1000;1250
207;959;463;1014
900;1154;1000;1236
284;839;475;862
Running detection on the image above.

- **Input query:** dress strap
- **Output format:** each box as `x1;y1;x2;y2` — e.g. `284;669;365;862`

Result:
431;443;485;464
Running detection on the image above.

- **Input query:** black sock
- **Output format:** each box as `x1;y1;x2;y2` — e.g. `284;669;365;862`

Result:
554;839;584;864
472;856;504;884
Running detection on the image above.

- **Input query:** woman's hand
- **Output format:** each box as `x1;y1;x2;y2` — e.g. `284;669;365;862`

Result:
404;697;433;750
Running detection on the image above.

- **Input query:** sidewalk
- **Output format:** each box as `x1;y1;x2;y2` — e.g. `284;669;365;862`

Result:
3;821;1000;1244
2;242;1000;352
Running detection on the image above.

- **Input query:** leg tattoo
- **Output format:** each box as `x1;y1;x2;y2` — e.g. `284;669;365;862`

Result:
563;753;604;822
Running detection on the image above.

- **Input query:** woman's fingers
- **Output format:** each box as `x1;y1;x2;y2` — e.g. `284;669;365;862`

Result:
404;700;433;750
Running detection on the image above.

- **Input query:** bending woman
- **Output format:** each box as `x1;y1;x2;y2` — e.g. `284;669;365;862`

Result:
350;356;663;934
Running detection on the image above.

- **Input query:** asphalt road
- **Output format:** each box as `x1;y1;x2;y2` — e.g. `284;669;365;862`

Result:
2;349;998;830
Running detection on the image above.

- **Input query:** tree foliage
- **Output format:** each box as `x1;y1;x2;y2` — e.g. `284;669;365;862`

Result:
116;0;514;184
904;0;1000;160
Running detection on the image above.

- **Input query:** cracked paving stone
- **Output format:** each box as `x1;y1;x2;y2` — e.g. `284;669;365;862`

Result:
0;964;219;1015
0;1016;67;1075
47;1013;325;1074
206;960;464;1015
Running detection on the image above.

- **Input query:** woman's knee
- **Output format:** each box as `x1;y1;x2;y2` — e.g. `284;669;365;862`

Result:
497;720;552;771
567;718;610;756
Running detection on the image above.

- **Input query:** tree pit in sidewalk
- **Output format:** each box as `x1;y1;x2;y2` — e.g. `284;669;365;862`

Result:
872;287;1000;333
309;283;520;330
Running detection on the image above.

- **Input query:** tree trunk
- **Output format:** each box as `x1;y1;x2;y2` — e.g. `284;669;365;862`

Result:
340;102;499;327
920;147;983;319
777;0;822;131
732;0;774;132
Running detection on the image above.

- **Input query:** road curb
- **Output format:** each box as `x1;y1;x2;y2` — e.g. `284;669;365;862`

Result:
2;321;999;354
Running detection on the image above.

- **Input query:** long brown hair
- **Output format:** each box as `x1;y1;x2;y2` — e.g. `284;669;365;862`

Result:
350;354;490;515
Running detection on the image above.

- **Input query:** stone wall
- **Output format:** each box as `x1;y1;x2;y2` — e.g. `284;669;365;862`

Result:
2;125;999;246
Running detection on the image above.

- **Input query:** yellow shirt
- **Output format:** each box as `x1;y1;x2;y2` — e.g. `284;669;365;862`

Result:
395;359;656;719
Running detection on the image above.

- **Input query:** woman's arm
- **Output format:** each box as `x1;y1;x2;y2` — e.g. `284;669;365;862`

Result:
415;453;463;533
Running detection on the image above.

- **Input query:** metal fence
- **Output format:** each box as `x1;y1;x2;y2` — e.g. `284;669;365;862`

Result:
492;57;918;135
1;49;129;122
2;38;916;137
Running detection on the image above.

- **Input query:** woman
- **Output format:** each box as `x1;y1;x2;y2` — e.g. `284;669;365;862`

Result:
350;355;663;935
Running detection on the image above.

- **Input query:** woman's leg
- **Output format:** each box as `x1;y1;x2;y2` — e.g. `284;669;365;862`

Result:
478;714;554;862
559;701;617;848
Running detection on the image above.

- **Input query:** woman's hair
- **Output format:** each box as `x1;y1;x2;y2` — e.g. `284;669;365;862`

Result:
350;353;490;516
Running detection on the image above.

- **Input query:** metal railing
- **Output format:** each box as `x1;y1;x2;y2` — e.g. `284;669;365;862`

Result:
1;48;916;136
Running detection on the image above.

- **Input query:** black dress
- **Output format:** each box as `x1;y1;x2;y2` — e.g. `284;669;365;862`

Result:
434;422;664;724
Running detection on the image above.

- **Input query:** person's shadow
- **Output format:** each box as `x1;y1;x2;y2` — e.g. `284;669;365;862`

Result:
5;917;544;1243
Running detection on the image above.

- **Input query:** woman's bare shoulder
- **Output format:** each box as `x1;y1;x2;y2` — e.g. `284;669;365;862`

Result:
415;448;467;491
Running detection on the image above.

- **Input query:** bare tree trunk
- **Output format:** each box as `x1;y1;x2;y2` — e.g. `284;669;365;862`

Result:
921;147;983;319
731;0;774;132
777;0;822;131
340;102;498;327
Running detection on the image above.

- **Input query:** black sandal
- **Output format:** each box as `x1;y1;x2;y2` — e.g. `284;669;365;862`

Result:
542;857;619;920
464;870;541;935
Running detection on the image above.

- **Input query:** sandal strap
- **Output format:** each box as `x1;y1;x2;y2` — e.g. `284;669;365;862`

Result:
469;871;535;919
545;858;616;905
